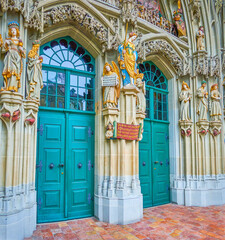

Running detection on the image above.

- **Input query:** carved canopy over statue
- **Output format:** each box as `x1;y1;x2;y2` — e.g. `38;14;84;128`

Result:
179;81;192;121
0;21;26;92
102;62;121;108
210;83;222;121
118;32;143;86
26;40;43;101
196;80;208;121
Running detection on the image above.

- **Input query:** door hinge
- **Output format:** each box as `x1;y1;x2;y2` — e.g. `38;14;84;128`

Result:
167;185;170;192
88;193;94;204
37;124;44;136
88;127;94;138
166;159;170;166
37;197;42;209
88;193;91;204
36;160;43;173
165;134;169;141
88;160;91;171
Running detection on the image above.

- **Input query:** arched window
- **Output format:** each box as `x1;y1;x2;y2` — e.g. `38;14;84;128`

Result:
138;62;168;121
40;37;95;112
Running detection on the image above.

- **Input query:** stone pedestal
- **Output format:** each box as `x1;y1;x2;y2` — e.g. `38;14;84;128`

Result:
0;92;38;240
95;85;144;224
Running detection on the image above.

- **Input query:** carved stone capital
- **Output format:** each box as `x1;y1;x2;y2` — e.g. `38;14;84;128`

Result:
209;121;222;137
179;120;193;137
102;107;119;117
197;120;210;136
121;85;140;96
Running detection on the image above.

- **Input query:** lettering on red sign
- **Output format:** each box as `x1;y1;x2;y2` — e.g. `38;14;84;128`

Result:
116;123;140;140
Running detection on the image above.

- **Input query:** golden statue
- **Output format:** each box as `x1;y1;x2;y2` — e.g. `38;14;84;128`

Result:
118;28;143;86
26;40;43;101
0;21;26;92
102;62;121;108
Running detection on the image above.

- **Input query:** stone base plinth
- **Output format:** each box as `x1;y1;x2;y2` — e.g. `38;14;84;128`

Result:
0;203;36;240
171;178;225;207
95;194;143;225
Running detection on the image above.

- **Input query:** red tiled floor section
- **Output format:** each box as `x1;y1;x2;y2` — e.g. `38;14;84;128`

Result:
26;204;225;240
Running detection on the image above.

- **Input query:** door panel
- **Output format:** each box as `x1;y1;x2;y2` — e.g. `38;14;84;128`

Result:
37;112;65;223
67;114;94;218
152;122;170;206
139;120;152;208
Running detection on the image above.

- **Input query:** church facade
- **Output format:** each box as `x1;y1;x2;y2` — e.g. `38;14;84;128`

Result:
0;0;224;239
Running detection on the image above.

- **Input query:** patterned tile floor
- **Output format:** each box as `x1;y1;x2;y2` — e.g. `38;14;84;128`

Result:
26;204;225;240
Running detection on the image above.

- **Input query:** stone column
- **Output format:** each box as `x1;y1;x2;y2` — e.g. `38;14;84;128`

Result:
0;92;38;240
95;85;144;224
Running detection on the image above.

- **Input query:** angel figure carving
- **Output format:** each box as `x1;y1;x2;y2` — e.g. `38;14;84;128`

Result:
102;62;121;108
26;40;43;101
210;83;222;121
0;21;26;92
179;81;192;121
136;77;146;113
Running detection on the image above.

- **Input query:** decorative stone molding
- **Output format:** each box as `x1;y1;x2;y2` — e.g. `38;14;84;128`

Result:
0;0;42;30
197;120;209;136
144;40;190;76
179;121;193;137
193;51;208;76
193;52;221;77
119;0;138;25
209;121;222;137
209;56;220;78
188;0;201;23
44;4;108;46
215;0;223;14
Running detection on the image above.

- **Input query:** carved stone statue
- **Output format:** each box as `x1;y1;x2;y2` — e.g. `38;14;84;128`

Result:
196;80;208;120
102;62;120;108
179;81;192;121
0;21;26;92
118;31;143;86
173;9;186;37
136;77;146;113
196;26;205;51
26;40;43;101
210;83;222;121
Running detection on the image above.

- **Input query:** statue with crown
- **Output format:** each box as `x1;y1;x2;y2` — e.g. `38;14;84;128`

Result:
0;21;26;92
26;40;43;102
118;28;144;86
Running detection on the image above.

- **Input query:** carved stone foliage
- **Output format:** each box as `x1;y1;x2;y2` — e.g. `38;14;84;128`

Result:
144;40;190;76
209;121;222;137
44;4;108;46
193;53;221;77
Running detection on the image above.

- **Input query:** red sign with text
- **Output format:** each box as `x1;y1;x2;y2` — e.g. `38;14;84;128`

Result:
117;123;140;140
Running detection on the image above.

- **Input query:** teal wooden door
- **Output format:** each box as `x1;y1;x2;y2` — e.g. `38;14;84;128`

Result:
36;37;95;223
37;111;65;222
139;120;153;208
152;122;170;206
67;114;94;218
138;62;170;207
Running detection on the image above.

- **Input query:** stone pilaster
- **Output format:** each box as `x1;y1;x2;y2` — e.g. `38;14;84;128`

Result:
0;92;38;240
